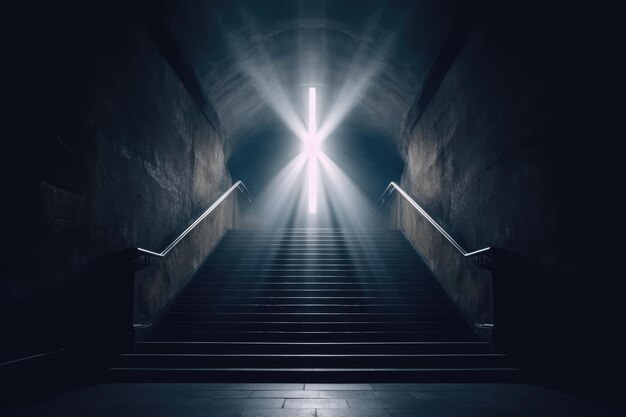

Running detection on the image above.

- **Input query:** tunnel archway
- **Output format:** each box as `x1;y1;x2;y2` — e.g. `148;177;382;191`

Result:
3;0;625;409
164;0;456;226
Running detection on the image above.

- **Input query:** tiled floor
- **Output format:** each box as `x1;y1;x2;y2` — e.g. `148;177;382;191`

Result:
3;383;621;416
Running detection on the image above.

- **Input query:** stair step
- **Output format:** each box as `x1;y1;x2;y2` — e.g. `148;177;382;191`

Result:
167;304;458;314
228;230;399;232
108;367;521;383
220;240;411;245
114;353;511;369
174;297;451;305
204;261;425;268
188;280;434;284
199;268;429;273
111;228;513;383
208;252;417;256
181;289;445;297
194;275;437;282
146;330;477;342
154;321;469;332
207;256;421;261
215;248;412;253
185;282;442;290
218;245;411;249
136;341;492;354
160;312;465;322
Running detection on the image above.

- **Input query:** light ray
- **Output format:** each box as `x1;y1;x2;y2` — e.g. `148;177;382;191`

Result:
256;152;308;227
220;11;308;142
316;31;396;144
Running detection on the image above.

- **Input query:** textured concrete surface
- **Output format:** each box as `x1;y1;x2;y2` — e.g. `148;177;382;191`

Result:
168;0;458;153
391;2;625;397
2;5;232;364
3;383;622;417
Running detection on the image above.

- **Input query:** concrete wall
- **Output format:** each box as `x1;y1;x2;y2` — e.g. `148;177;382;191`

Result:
1;4;232;364
393;3;624;393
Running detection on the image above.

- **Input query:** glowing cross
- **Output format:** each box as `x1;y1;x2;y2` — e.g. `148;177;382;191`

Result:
306;87;318;213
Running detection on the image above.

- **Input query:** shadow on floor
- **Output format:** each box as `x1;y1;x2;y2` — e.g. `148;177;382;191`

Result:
487;248;624;408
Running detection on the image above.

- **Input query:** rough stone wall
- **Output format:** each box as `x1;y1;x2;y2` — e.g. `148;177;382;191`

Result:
394;3;624;391
396;10;568;325
1;5;232;362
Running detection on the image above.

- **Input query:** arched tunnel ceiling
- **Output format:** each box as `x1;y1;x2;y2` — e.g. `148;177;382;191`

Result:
166;0;461;159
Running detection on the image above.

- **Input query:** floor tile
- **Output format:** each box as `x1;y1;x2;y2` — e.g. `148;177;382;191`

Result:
3;382;622;417
124;398;212;407
240;409;315;417
347;398;453;409
229;384;304;391
153;408;241;417
318;390;378;399
372;391;416;399
317;410;391;417
80;406;161;417
369;383;424;391
305;384;373;391
167;384;233;391
409;392;450;399
250;390;320;398
4;408;91;417
387;409;463;417
284;399;349;408
44;397;130;409
209;398;285;409
151;389;250;399
204;391;253;399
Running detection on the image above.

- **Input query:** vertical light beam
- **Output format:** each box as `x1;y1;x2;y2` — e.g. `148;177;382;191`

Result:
308;88;316;138
307;87;318;214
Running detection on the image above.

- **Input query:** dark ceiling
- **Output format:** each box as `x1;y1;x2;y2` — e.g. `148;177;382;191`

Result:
165;0;462;159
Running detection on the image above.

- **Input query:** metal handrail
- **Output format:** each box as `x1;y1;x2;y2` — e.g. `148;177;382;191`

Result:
378;181;490;259
136;181;253;260
0;348;67;368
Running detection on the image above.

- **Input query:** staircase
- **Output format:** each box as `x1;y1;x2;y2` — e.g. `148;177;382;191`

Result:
110;228;518;381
